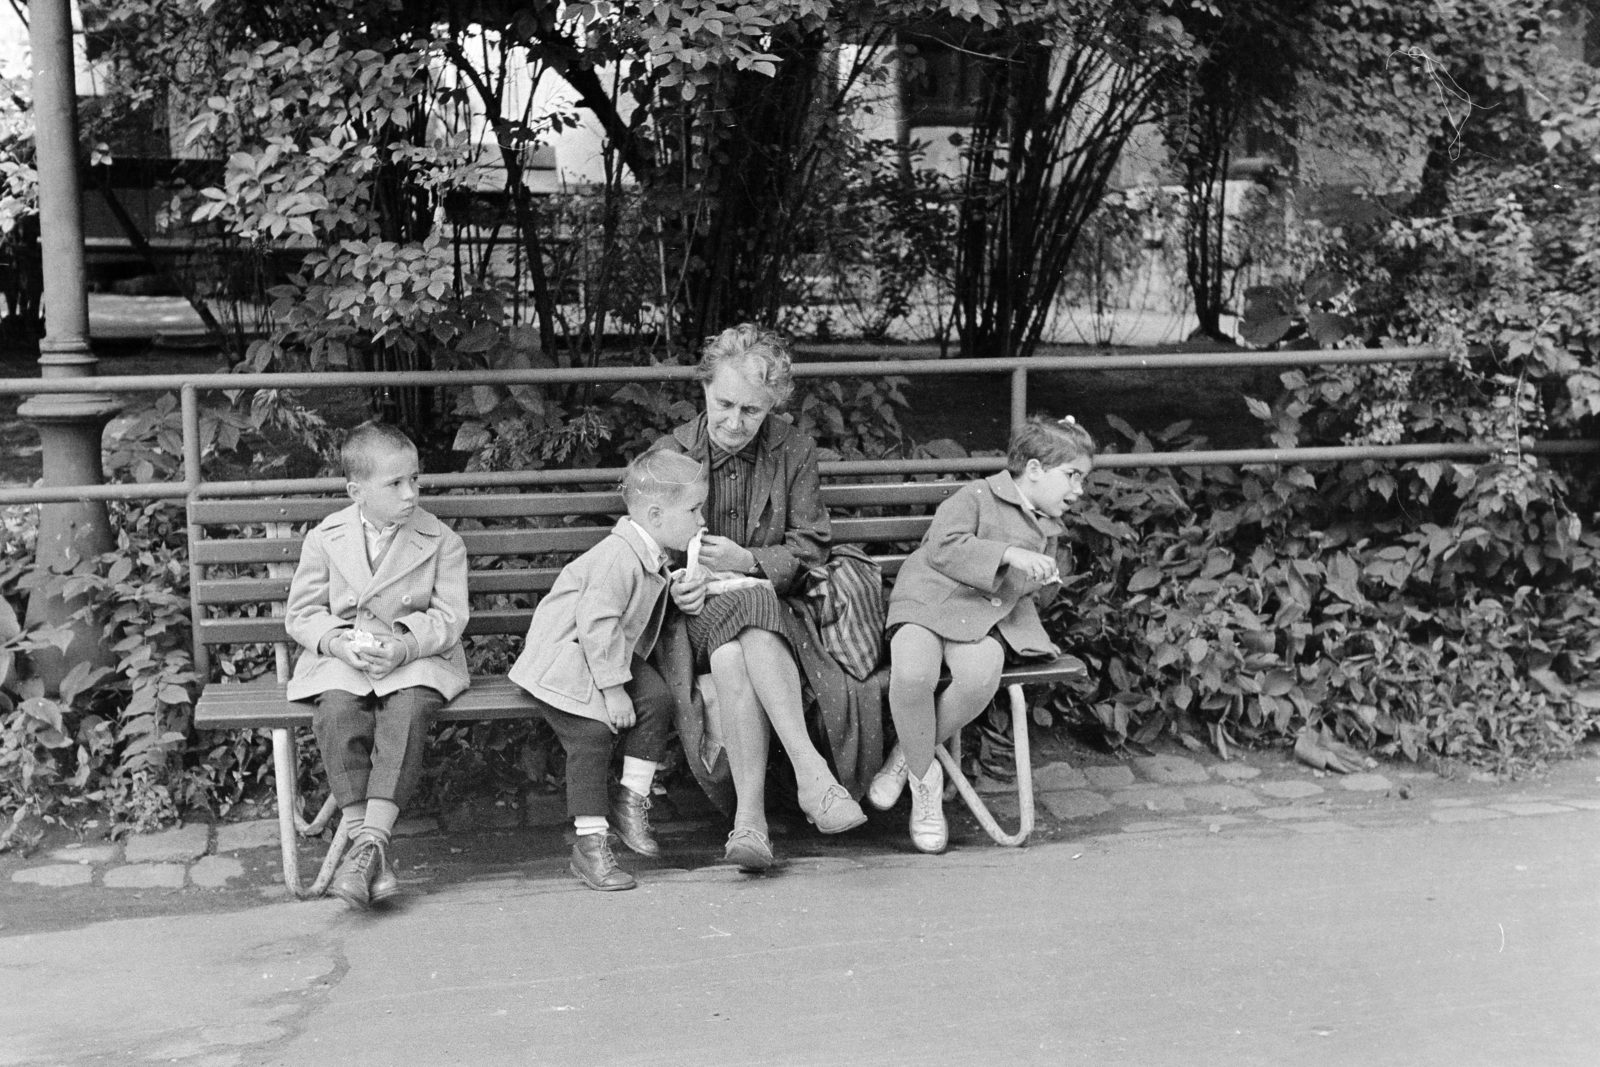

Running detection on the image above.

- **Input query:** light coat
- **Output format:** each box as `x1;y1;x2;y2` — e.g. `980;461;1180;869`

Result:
285;503;470;702
885;472;1062;656
509;519;670;722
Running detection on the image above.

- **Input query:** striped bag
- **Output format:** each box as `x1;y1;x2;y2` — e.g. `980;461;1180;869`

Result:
801;545;887;681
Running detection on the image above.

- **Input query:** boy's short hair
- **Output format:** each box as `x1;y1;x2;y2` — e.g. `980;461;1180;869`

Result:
622;450;706;510
1007;415;1097;475
342;421;418;482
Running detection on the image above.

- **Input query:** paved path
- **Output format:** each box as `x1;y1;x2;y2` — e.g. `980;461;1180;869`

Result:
4;747;1599;1065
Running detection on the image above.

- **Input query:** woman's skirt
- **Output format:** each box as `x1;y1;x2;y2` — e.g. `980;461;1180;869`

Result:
682;582;884;799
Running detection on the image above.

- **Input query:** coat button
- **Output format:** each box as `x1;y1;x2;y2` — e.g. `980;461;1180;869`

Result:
990;597;1003;607
401;595;413;606
344;595;357;607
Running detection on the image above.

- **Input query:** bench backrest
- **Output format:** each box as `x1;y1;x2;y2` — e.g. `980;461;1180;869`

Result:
186;479;967;678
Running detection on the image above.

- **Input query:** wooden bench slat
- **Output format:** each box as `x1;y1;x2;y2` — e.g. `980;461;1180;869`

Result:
830;515;935;542
194;525;617;565
194;676;542;729
190;493;629;524
194;656;1086;732
195;567;565;605
198;609;535;645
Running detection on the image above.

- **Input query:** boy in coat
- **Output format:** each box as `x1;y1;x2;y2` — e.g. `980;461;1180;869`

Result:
510;450;708;891
286;421;469;909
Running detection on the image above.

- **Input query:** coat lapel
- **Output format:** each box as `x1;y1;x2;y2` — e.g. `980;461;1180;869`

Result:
368;510;442;595
744;418;785;544
986;472;1065;540
323;505;373;588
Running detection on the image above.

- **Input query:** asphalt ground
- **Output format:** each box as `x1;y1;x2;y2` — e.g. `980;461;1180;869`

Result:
4;743;1599;1066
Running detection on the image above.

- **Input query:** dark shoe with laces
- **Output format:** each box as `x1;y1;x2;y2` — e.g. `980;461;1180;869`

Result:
609;788;661;858
328;836;382;909
569;833;636;892
368;840;400;904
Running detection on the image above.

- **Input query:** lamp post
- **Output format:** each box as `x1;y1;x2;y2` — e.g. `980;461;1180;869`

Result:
21;0;120;689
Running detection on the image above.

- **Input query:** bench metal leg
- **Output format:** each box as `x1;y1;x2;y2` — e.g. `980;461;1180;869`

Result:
934;682;1035;847
271;727;307;897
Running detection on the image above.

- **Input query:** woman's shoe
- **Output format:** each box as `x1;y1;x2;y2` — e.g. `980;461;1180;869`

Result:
907;761;948;854
866;745;908;811
798;780;868;834
724;828;774;872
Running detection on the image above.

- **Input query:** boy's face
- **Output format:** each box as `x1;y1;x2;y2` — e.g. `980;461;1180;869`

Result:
644;482;708;553
347;447;421;529
1019;457;1092;518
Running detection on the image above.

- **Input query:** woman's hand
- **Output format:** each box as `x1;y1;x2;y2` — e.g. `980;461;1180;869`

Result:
696;534;757;575
1003;546;1059;586
670;569;709;616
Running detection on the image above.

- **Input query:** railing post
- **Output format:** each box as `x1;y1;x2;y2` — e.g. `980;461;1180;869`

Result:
20;0;121;690
1010;366;1027;438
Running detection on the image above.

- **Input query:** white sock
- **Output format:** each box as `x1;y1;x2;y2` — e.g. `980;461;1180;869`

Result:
620;757;658;799
574;815;608;837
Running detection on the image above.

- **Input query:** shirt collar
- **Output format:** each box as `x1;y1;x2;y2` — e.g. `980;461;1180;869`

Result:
626;518;665;572
1003;471;1043;516
709;438;760;470
359;508;398;535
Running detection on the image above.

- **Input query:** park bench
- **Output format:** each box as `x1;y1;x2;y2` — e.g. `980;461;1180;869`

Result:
189;479;1085;897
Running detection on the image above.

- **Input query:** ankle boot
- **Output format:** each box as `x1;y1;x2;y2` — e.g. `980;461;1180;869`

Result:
867;745;908;811
569;833;636;891
609;788;661;858
907;761;948;854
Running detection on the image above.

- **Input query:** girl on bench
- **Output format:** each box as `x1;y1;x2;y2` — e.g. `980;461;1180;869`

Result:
873;415;1096;853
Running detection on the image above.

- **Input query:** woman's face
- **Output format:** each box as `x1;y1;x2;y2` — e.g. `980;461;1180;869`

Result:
703;361;775;453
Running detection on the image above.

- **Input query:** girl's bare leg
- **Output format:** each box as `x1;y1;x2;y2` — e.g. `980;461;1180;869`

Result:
888;624;945;779
933;637;1005;749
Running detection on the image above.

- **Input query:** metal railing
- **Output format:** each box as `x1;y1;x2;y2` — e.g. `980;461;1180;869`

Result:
1;345;1593;505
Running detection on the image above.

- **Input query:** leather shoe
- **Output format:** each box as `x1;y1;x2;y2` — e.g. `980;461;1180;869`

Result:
609;788;661;858
907;760;948;854
724;828;774;873
569;833;636;891
866;745;908;811
368;841;400;904
328;836;382;908
799;780;867;834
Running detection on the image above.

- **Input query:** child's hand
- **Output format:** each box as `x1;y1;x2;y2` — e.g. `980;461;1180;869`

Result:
670;569;709;616
328;631;367;671
357;636;407;679
601;686;635;733
1003;546;1059;586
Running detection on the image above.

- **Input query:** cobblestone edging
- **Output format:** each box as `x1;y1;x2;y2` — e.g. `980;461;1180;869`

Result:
9;752;1599;894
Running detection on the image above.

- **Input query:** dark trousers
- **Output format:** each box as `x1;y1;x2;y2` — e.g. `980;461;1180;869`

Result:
538;657;674;817
309;686;445;810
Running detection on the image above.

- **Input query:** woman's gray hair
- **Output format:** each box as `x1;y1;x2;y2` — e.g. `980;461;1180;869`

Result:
694;323;796;408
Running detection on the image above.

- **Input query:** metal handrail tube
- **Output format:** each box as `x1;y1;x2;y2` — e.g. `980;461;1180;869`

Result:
4;439;1590;507
0;347;1450;396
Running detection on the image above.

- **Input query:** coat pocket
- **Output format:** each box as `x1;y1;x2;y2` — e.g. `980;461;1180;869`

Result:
539;641;596;704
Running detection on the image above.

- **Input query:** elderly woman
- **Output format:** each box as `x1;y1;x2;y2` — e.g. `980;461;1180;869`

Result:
652;324;882;871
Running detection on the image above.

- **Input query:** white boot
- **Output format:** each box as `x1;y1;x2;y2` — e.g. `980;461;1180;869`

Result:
907;760;948;854
867;744;908;811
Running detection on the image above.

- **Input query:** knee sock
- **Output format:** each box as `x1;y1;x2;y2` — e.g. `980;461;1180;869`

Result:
362;798;399;842
340;802;368;834
574;815;609;837
620;757;658;799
